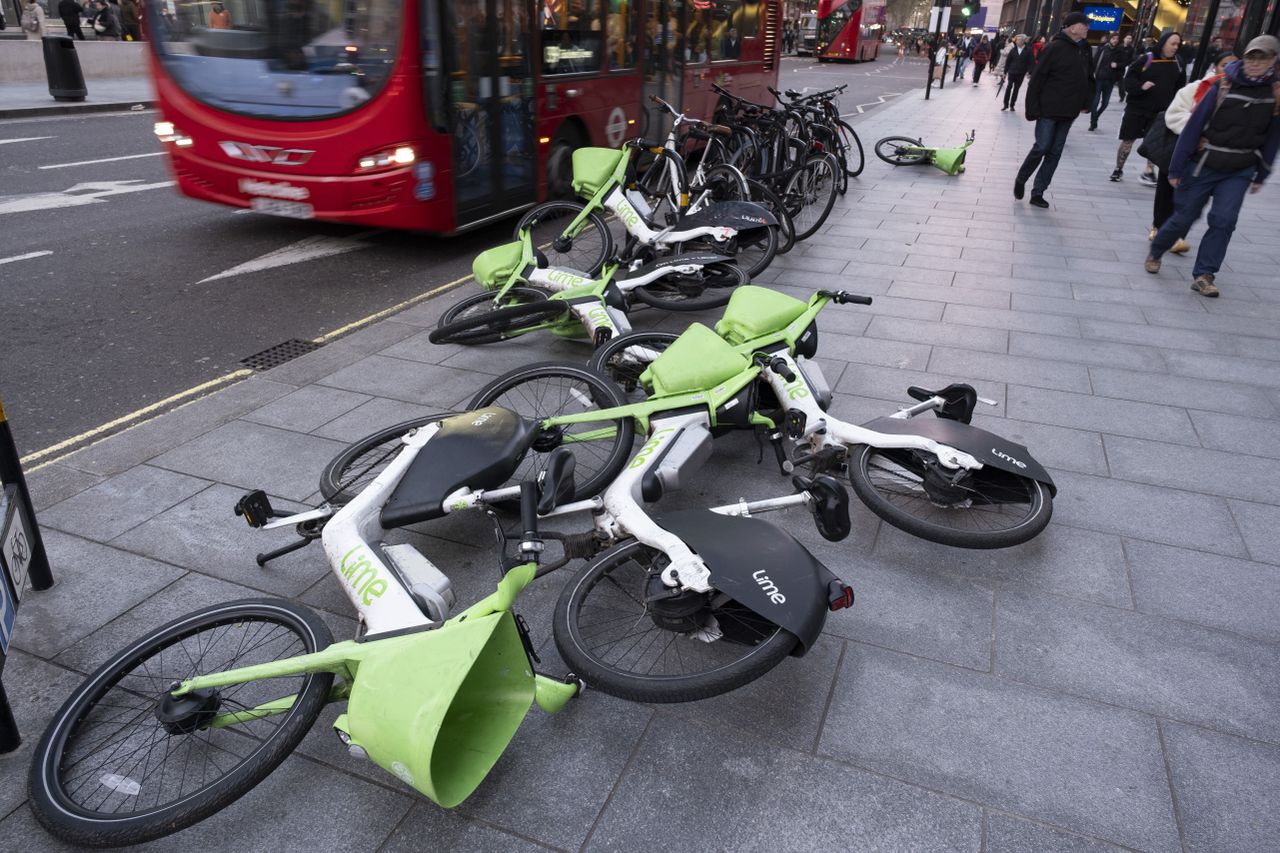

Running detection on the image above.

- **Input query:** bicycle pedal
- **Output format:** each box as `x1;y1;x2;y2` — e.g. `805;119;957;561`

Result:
785;408;807;439
514;612;541;665
234;490;276;528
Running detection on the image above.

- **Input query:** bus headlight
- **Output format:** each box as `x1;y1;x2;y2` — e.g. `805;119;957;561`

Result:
356;145;416;172
154;121;193;147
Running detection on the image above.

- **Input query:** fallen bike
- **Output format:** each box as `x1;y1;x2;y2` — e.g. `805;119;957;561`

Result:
874;129;976;176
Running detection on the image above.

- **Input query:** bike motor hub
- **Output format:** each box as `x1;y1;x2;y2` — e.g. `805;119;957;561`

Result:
155;687;221;735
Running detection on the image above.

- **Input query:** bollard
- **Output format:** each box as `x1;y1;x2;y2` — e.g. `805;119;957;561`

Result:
42;34;88;102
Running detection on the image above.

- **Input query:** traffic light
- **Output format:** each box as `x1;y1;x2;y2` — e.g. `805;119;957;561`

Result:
961;1;981;17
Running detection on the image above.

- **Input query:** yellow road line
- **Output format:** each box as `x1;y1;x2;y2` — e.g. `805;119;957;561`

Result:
21;369;254;469
22;273;473;471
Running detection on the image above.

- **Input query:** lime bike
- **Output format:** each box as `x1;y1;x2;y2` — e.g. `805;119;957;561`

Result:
874;130;977;176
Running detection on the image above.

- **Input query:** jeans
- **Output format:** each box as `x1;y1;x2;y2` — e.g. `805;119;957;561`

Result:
1016;117;1075;196
1003;74;1025;109
1153;168;1175;229
1151;165;1255;277
1089;81;1115;126
954;57;968;80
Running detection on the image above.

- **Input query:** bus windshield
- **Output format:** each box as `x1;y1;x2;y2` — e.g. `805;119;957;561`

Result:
150;0;402;119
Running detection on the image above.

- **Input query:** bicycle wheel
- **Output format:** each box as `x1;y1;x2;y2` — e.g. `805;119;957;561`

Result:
438;286;549;327
746;179;795;255
847;445;1054;549
783;153;840;242
430;296;570;345
630;261;746;312
726;221;778;279
553;540;798;703
319;413;455;504
586;331;679;400
29;599;334;848
696;163;750;204
874;136;928;166
515;201;613;276
837;120;865;178
468;363;635;500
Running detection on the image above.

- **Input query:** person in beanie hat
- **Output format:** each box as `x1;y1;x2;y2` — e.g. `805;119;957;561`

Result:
1144;35;1280;297
1013;12;1095;208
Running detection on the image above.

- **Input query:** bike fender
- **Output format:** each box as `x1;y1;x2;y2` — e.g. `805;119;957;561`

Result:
861;416;1057;495
652;509;839;654
678;200;778;231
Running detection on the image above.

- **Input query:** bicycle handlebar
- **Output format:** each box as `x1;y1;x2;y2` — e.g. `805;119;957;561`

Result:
818;290;874;305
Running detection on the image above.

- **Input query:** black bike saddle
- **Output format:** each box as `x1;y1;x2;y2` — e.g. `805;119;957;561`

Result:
906;383;978;424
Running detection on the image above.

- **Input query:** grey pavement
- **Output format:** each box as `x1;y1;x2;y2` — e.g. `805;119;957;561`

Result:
3;73;1280;852
0;77;153;118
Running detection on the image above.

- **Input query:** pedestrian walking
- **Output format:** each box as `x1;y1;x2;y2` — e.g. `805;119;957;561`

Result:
1143;52;1239;256
58;0;85;38
1115;34;1136;102
208;2;231;28
1089;34;1121;129
972;36;992;85
91;0;120;38
954;35;973;82
1002;34;1033;111
1112;32;1185;183
1014;13;1095;208
1031;35;1047;64
1145;36;1280;297
121;0;139;39
20;0;46;39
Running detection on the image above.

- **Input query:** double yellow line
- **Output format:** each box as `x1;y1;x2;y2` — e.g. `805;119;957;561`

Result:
21;273;471;472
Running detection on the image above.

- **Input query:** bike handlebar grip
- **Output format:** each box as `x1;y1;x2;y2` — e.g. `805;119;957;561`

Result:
770;357;797;382
520;481;539;539
844;294;874;305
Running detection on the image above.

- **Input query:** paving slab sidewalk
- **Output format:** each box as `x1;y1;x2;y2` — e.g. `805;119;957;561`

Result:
0;77;153;118
3;72;1280;852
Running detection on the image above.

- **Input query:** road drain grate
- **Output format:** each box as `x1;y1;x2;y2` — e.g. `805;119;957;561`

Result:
240;339;323;371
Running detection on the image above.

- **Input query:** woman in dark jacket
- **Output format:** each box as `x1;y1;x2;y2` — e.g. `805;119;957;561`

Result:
1114;34;1135;102
92;0;121;39
1111;31;1185;183
971;37;992;85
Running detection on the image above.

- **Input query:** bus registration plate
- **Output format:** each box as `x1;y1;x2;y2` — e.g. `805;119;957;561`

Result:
250;197;315;219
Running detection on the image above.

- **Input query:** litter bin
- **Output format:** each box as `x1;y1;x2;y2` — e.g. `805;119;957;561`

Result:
42;34;87;102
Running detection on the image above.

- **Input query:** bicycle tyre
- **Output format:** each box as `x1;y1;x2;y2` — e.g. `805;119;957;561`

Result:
837;120;865;178
784;153;840;242
468;363;635;501
553;540;799;703
437;286;550;327
29;599;334;848
319;413;456;504
586;331;680;399
515;201;613;276
847;445;1054;549
725;219;778;279
630;261;746;312
874;136;929;166
697;163;750;204
430;299;571;345
746;179;795;255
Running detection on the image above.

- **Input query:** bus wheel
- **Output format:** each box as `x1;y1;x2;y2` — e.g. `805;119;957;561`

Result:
547;130;580;200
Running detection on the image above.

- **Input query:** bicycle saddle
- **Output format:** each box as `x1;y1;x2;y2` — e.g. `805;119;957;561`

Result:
380;407;540;528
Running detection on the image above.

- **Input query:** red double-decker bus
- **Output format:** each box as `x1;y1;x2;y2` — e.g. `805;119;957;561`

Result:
146;0;781;233
814;0;885;62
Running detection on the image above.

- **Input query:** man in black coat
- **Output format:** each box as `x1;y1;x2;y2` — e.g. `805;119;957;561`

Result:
1089;33;1121;129
1114;33;1135;102
1014;13;1095;208
58;0;84;38
1002;33;1033;111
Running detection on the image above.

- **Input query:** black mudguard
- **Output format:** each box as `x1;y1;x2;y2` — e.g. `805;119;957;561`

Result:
652;509;841;655
677;200;778;232
860;416;1057;496
618;252;735;282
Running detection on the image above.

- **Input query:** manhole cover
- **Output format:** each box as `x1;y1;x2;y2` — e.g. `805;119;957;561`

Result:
240;339;322;371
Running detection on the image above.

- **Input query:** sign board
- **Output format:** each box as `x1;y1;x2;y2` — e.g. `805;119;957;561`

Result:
1;484;31;603
0;487;20;657
1084;6;1122;30
928;7;952;32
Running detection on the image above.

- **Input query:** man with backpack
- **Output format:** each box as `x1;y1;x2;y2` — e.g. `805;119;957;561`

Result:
1014;13;1095;208
1144;36;1280;297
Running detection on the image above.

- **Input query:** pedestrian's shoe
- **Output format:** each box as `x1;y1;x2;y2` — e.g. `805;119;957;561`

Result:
1029;195;1049;208
1013;180;1025;200
1144;256;1161;274
1191;274;1219;297
1170;239;1192;254
1139;172;1158;187
1088;123;1097;131
1148;227;1157;240
1110;168;1123;182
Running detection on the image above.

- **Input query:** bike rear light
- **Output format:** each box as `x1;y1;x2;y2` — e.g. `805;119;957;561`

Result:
827;581;854;611
357;145;416;172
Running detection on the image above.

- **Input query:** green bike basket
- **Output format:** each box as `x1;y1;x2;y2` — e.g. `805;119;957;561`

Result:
715;286;809;345
571;147;625;199
472;240;527;290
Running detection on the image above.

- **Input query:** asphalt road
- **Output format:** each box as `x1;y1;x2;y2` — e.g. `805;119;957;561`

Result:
0;55;927;458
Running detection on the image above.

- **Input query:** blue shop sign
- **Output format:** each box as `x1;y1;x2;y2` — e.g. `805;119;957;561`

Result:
1084;6;1122;30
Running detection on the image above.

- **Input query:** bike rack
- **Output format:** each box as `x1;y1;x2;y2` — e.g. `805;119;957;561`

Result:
0;397;56;754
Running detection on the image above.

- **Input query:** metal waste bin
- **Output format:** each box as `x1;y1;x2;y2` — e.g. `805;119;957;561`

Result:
42;35;87;102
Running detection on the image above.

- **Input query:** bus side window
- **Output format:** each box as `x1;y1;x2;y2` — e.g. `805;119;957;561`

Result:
605;0;637;70
541;0;603;74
